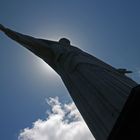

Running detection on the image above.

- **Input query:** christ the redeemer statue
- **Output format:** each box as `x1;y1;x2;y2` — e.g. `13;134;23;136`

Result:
0;24;139;140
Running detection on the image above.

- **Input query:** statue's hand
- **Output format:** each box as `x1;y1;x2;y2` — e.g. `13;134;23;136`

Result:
0;24;6;31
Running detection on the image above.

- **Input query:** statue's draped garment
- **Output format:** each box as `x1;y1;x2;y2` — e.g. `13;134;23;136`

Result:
3;28;138;140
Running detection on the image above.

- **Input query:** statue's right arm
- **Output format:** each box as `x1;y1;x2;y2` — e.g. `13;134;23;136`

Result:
0;24;45;49
0;24;56;66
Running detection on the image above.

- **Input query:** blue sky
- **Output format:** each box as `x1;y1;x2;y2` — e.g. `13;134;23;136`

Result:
0;0;140;140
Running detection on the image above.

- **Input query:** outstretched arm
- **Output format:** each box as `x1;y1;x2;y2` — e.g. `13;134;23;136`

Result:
0;24;5;31
0;24;48;50
0;24;56;66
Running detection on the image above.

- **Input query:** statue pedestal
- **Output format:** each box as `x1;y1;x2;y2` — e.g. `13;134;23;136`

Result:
108;85;140;140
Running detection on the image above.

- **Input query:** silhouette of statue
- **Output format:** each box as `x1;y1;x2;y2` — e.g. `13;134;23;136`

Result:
0;24;139;140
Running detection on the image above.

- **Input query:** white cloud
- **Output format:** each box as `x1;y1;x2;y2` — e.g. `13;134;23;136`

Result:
18;97;95;140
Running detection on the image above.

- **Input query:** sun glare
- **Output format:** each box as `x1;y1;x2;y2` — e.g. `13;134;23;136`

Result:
37;59;58;78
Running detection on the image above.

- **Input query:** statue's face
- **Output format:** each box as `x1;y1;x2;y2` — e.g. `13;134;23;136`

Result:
59;38;70;47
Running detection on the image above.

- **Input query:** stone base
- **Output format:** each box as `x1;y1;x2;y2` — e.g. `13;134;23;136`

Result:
108;85;140;140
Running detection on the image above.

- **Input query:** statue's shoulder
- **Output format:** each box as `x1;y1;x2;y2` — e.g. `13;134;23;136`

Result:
67;46;83;53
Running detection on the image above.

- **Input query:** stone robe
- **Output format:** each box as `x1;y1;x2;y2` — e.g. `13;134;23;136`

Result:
3;28;138;140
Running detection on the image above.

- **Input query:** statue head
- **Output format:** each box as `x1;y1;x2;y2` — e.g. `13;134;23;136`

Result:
59;38;70;46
